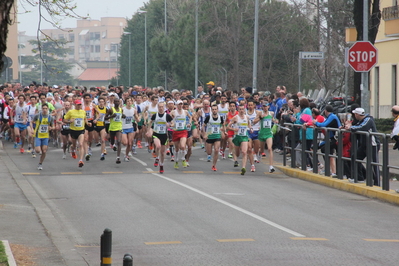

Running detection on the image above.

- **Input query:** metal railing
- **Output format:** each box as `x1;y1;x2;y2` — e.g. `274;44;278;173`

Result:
281;123;397;191
382;5;399;21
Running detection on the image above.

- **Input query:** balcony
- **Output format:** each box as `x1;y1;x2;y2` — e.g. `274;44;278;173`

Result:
382;5;399;37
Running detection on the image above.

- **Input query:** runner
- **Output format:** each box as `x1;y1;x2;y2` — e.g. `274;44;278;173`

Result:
227;105;251;175
63;99;87;167
165;100;176;160
105;98;123;164
27;95;38;156
121;97;140;161
197;99;211;149
31;103;54;170
218;94;229;159
93;97;108;160
182;98;197;165
143;95;159;153
134;94;146;149
146;102;173;174
12;95;29;152
253;102;276;173
203;104;225;171
225;101;239;164
246;100;260;172
170;100;191;169
82;93;95;161
59;101;73;159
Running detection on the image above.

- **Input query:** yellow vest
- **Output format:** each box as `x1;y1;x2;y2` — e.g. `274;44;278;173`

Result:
34;113;51;139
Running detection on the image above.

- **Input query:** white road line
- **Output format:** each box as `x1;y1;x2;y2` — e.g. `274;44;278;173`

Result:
146;168;305;237
132;156;148;166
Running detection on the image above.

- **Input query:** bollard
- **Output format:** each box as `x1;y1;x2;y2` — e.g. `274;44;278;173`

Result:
101;228;112;266
123;253;133;266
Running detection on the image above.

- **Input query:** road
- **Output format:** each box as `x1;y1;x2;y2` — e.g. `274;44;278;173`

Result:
3;140;399;266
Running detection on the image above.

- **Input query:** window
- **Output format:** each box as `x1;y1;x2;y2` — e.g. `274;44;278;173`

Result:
95;45;101;53
58;34;65;40
69;34;75;42
68;46;74;56
393;65;397;105
95;32;100;40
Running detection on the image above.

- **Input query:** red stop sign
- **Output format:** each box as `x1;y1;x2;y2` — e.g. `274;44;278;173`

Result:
348;41;378;72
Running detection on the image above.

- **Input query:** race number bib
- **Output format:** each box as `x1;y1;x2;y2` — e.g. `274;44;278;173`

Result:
156;122;166;134
114;113;121;122
125;116;132;125
39;124;48;133
176;118;185;130
86;110;91;119
263;119;272;128
74;118;83;127
238;126;247;136
211;125;220;134
16;114;23;123
62;124;70;130
98;113;105;122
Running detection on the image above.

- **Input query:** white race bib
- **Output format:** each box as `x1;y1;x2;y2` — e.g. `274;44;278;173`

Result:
114;113;121;122
74;118;83;127
238;126;247;136
263;119;272;128
40;124;48;133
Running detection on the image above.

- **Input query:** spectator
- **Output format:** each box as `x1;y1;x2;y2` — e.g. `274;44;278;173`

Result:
390;105;399;150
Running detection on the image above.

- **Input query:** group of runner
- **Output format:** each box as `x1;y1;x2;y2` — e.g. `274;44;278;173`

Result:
0;85;277;175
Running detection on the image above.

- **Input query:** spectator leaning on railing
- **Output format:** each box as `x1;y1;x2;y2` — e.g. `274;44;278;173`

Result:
350;107;380;186
390;105;399;150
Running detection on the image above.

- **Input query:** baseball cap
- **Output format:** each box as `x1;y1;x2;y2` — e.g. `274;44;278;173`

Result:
46;92;54;98
74;100;82;105
176;100;183;105
352;107;365;115
262;102;270;106
206;81;215;86
52;85;59;89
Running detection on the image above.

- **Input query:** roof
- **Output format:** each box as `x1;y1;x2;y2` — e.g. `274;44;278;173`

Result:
78;68;118;81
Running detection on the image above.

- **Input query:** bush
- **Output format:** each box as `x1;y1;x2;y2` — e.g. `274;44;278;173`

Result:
375;118;394;133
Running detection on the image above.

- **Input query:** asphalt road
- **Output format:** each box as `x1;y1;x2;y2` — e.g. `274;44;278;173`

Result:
2;140;399;266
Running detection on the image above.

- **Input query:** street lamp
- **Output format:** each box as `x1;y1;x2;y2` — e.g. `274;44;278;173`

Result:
139;10;148;88
164;0;168;91
105;47;111;83
252;0;259;93
111;42;119;86
195;0;198;96
123;32;132;86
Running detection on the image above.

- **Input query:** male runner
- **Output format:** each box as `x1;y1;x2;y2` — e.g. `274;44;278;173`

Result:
122;97;140;161
170;100;191;169
13;94;29;153
105;98;124;164
94;97;108;160
203;105;225;171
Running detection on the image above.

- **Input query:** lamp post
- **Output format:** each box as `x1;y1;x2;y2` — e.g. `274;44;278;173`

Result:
106;47;111;84
252;0;259;93
164;0;168;91
194;0;199;96
111;42;119;86
123;32;132;86
139;11;148;88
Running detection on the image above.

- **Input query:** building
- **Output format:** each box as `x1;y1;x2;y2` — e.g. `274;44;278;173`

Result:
2;0;19;82
77;61;118;88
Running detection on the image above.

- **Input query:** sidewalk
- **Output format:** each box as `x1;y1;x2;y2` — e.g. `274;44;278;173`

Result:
0;140;65;266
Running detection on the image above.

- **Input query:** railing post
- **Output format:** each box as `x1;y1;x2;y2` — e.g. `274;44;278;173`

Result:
291;124;296;169
101;228;112;266
382;134;389;191
301;126;306;171
366;132;373;187
351;131;358;182
123;253;133;266
336;129;343;180
283;125;287;167
311;126;318;174
324;128;331;177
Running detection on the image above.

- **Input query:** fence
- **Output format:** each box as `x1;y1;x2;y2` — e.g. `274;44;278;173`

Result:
282;123;399;191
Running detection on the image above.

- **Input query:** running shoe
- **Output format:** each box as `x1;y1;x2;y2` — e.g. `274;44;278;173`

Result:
71;151;77;159
182;160;187;168
207;155;211;162
166;149;170;155
62;153;66;159
96;142;101;147
154;158;159;167
228;153;233;158
100;154;105;161
13;143;18;149
103;149;107;155
186;161;190;167
78;160;84;167
261;152;266;157
159;165;164;174
20;148;24;154
222;152;226;159
149;144;154;151
88;147;92;156
212;165;217;171
28;146;31;152
174;162;179;169
124;156;130;162
269;166;275;173
137;141;142;149
241;167;246;175
170;155;175;162
251;165;256;172
85;154;91;161
152;152;157;158
201;144;204;149
254;155;259;163
116;157;121;164
219;149;223;156
132;146;137;155
32;152;36;158
148;146;152;153
113;145;117;151
37;164;43;170
234;161;239;167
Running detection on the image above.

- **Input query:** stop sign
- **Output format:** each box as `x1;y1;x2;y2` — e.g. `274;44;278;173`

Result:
348;41;378;72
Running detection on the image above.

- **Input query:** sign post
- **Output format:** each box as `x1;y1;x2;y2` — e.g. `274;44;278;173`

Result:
298;51;324;93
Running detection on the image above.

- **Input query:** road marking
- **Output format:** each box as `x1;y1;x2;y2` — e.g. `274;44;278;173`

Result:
214;193;245;196
102;172;123;174
131;156;148;166
75;245;100;248
223;172;241;174
143;171;157;173
217;239;255;242
144;241;182;245
146;168;305;237
363;239;399;242
60;172;82;175
22;172;40;175
183;171;203;173
291;237;328;241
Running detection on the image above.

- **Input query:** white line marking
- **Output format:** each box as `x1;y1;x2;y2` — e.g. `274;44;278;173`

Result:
132;157;148;166
149;170;305;237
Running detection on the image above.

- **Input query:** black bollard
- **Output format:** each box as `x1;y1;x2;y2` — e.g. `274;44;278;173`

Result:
123;253;133;266
101;228;112;266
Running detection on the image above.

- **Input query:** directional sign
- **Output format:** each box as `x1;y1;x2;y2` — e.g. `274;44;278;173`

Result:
348;41;378;72
300;52;324;60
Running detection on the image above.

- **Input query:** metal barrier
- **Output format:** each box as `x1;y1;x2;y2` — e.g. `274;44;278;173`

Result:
282;123;397;191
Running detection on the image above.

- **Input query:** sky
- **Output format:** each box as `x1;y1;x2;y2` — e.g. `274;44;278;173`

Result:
17;0;148;36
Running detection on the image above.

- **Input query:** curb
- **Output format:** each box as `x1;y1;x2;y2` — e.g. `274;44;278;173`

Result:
0;140;3;150
276;166;399;206
1;240;17;266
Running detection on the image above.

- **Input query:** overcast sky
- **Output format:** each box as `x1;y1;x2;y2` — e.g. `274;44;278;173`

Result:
17;0;148;36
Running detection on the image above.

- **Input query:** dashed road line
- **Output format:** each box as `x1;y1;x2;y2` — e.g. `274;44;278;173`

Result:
217;239;255;243
60;172;82;175
291;237;328;241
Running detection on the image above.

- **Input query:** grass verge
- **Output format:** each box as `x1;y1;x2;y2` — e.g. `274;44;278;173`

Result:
0;241;8;265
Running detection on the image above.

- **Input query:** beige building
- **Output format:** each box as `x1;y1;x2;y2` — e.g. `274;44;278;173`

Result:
41;17;126;63
3;0;19;81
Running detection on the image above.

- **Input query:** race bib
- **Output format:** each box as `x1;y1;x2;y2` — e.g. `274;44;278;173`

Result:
62;124;70;130
125;116;132;125
74;118;83;127
39;124;48;133
211;125;220;134
176;118;185;130
86;110;91;119
156;122;166;134
98;113;105;122
114;113;121;122
263;119;272;128
16;114;23;123
238;126;247;136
